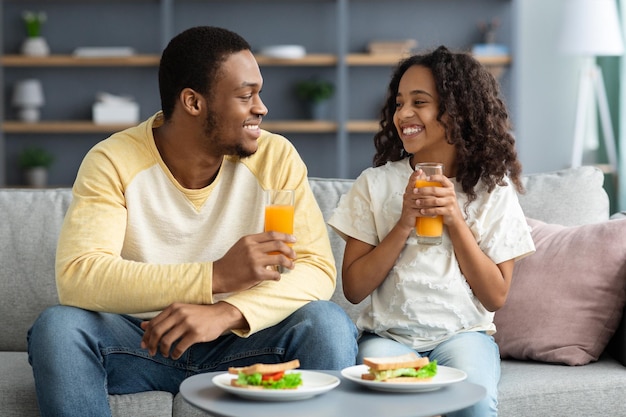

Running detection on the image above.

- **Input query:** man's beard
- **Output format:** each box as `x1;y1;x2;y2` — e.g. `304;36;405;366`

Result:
203;112;255;159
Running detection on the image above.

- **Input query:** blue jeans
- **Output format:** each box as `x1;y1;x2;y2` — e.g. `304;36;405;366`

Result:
27;300;357;417
358;331;500;417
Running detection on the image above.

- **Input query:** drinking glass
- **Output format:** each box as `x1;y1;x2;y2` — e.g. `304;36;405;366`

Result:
414;163;444;245
264;189;295;271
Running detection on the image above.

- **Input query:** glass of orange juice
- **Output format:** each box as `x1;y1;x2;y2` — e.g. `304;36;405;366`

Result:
264;189;295;271
414;163;444;245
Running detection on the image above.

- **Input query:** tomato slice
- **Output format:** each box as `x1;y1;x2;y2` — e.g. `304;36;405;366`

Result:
261;371;285;381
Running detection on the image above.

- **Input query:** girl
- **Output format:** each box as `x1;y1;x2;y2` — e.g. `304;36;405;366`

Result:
328;46;535;416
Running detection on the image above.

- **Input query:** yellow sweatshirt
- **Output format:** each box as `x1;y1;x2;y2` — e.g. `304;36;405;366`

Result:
56;113;336;336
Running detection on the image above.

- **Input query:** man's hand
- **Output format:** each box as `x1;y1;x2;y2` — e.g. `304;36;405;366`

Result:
140;302;246;360
212;231;296;294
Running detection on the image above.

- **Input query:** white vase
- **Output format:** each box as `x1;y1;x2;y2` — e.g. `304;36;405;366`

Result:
21;37;50;57
24;167;48;187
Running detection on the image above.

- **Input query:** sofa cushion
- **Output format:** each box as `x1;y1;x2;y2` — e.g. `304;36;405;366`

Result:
0;352;40;417
110;391;173;417
517;166;609;226
498;357;626;416
494;217;626;365
308;177;369;322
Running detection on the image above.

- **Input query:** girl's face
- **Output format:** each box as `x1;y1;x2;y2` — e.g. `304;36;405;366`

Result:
393;65;449;161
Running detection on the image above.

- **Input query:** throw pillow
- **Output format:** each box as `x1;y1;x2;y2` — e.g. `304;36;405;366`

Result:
493;217;626;366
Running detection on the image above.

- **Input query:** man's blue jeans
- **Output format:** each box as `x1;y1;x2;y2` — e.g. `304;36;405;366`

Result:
358;331;500;417
28;300;357;417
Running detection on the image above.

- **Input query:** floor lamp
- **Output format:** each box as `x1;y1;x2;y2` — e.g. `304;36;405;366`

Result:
560;0;624;173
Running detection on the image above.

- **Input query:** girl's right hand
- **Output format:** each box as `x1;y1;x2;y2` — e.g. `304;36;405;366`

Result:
399;170;423;234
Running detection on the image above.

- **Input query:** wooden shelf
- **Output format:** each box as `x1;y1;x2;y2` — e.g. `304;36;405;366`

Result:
255;54;337;66
2;120;383;134
2;120;341;134
474;55;513;66
262;120;337;133
1;54;160;67
347;53;511;66
1;53;510;68
1;53;337;67
346;120;380;133
2;121;136;133
346;53;408;66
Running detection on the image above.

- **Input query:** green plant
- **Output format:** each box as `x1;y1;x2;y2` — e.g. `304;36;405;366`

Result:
295;78;334;103
22;11;47;38
19;147;54;169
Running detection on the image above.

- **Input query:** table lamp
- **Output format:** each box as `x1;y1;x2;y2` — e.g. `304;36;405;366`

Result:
12;79;45;122
559;0;624;172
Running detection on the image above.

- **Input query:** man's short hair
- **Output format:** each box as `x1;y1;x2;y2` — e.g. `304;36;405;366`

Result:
158;26;252;119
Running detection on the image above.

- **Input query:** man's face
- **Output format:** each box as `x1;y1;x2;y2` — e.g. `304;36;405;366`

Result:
203;50;268;158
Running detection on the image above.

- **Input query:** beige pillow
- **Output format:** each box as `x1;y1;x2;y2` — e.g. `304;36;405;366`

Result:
494;218;626;365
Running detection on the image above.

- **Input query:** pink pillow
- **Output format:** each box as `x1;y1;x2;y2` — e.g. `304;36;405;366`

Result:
494;218;626;365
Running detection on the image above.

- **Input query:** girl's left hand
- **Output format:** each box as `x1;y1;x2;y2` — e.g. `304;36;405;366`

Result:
412;170;463;227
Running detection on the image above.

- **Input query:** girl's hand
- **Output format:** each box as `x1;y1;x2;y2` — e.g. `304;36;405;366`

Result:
399;170;426;233
411;170;463;228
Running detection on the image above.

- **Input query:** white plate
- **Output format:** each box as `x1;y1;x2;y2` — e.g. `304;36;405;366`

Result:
211;370;340;401
341;364;467;392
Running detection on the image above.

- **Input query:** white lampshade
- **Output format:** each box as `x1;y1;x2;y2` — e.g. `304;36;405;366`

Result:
559;0;625;56
12;79;45;107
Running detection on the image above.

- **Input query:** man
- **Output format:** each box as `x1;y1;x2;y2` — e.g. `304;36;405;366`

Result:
27;26;357;416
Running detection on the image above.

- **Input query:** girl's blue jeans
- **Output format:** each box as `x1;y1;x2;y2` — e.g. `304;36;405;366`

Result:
358;331;500;417
27;300;357;417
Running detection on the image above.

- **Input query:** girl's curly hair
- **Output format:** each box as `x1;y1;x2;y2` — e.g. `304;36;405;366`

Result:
373;46;524;205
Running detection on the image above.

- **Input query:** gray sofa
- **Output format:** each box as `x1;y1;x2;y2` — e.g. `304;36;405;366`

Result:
1;165;625;417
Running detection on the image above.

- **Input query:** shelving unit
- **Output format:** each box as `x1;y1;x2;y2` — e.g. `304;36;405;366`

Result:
1;0;513;185
1;53;509;136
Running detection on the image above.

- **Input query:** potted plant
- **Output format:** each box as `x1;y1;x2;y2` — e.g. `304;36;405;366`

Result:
21;11;50;56
19;146;54;187
294;77;334;120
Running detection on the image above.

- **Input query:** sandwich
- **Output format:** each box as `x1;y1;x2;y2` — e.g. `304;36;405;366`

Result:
361;353;437;382
228;359;303;389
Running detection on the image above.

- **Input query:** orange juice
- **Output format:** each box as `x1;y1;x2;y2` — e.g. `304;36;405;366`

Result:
414;179;443;237
264;204;295;236
265;204;295;254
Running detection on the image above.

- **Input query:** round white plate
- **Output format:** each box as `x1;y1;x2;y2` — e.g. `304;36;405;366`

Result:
211;370;340;401
341;364;467;392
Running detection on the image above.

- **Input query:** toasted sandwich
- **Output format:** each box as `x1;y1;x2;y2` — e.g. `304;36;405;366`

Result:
362;353;437;382
228;359;302;389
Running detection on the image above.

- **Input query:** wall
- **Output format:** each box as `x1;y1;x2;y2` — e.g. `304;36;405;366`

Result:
513;0;582;174
513;0;623;214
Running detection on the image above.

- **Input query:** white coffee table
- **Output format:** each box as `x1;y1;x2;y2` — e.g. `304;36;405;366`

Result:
180;370;486;417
